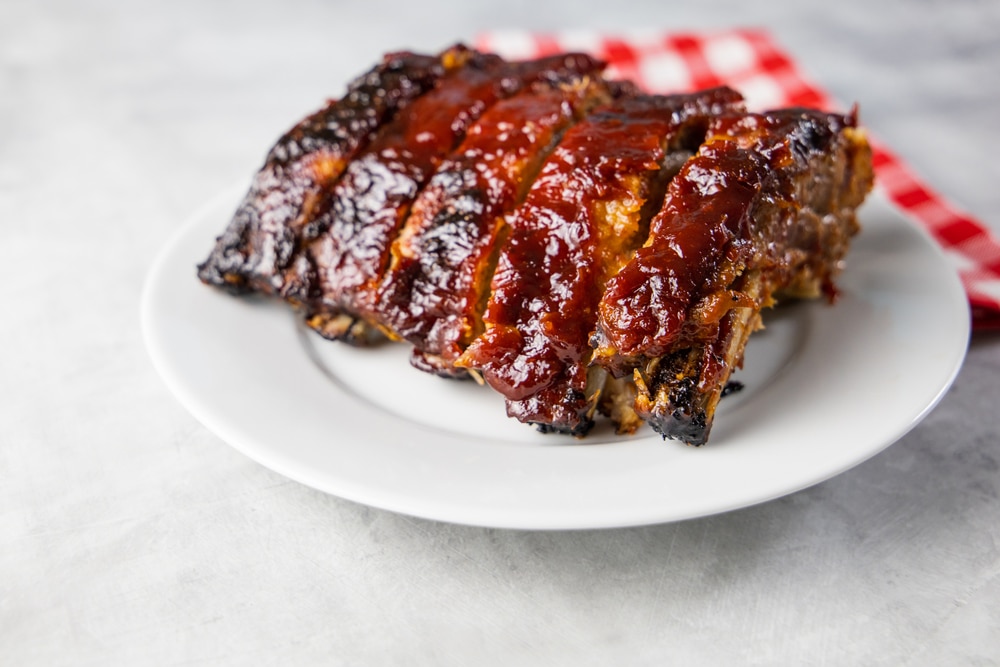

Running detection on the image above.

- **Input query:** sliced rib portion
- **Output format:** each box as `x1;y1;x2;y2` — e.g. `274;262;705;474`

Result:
373;78;616;377
196;48;450;296
295;52;606;343
194;46;876;445
457;88;746;435
593;108;875;444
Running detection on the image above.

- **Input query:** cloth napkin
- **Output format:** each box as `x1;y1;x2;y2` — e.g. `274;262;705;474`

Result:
477;29;1000;331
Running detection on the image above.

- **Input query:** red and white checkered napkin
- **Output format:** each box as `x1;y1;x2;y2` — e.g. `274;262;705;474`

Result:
477;29;1000;331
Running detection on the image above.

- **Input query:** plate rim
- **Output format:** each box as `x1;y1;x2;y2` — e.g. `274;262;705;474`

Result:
141;184;971;530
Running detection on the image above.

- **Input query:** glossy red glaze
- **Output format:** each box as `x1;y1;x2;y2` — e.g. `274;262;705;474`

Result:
598;141;768;359
375;82;605;367
597;108;859;365
461;89;744;433
307;52;604;321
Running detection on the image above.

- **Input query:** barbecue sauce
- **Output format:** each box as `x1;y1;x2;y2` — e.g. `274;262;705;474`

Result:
375;79;610;373
459;89;744;434
305;52;605;332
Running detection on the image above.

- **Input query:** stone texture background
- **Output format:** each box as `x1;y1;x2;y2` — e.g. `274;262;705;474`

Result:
2;1;999;664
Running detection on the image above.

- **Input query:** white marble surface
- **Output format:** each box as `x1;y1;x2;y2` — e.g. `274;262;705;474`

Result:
3;1;1000;664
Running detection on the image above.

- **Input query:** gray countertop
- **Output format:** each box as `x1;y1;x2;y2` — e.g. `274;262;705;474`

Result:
3;1;999;664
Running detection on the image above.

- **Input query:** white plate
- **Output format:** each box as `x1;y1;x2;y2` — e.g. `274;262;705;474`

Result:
141;185;969;529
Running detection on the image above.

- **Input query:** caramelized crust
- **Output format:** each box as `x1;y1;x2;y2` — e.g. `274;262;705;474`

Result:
374;79;614;377
457;89;745;435
196;47;875;445
593;139;769;370
596;108;874;443
196;49;449;296
296;52;606;341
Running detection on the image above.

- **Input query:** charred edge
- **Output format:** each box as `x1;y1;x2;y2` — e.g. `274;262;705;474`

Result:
647;351;712;446
304;53;522;343
720;380;744;398
197;51;449;296
533;420;595;437
510;384;598;437
266;50;449;169
533;407;597;437
410;349;473;379
196;205;256;293
306;311;386;346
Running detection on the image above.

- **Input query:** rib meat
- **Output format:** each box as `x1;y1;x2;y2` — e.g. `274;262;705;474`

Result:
592;108;875;444
373;78;617;377
196;47;875;445
196;48;449;297
296;51;606;343
456;89;745;435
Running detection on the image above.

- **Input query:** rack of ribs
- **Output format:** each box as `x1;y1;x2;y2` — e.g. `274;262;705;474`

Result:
197;46;874;445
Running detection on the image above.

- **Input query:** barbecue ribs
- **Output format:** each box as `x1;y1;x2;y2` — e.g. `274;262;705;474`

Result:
197;45;874;445
592;108;874;443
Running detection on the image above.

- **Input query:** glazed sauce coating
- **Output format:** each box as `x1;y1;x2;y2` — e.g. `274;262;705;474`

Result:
195;45;877;443
601;108;872;443
596;109;862;366
375;80;609;370
196;50;447;295
597;140;768;361
305;52;605;324
459;89;744;434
